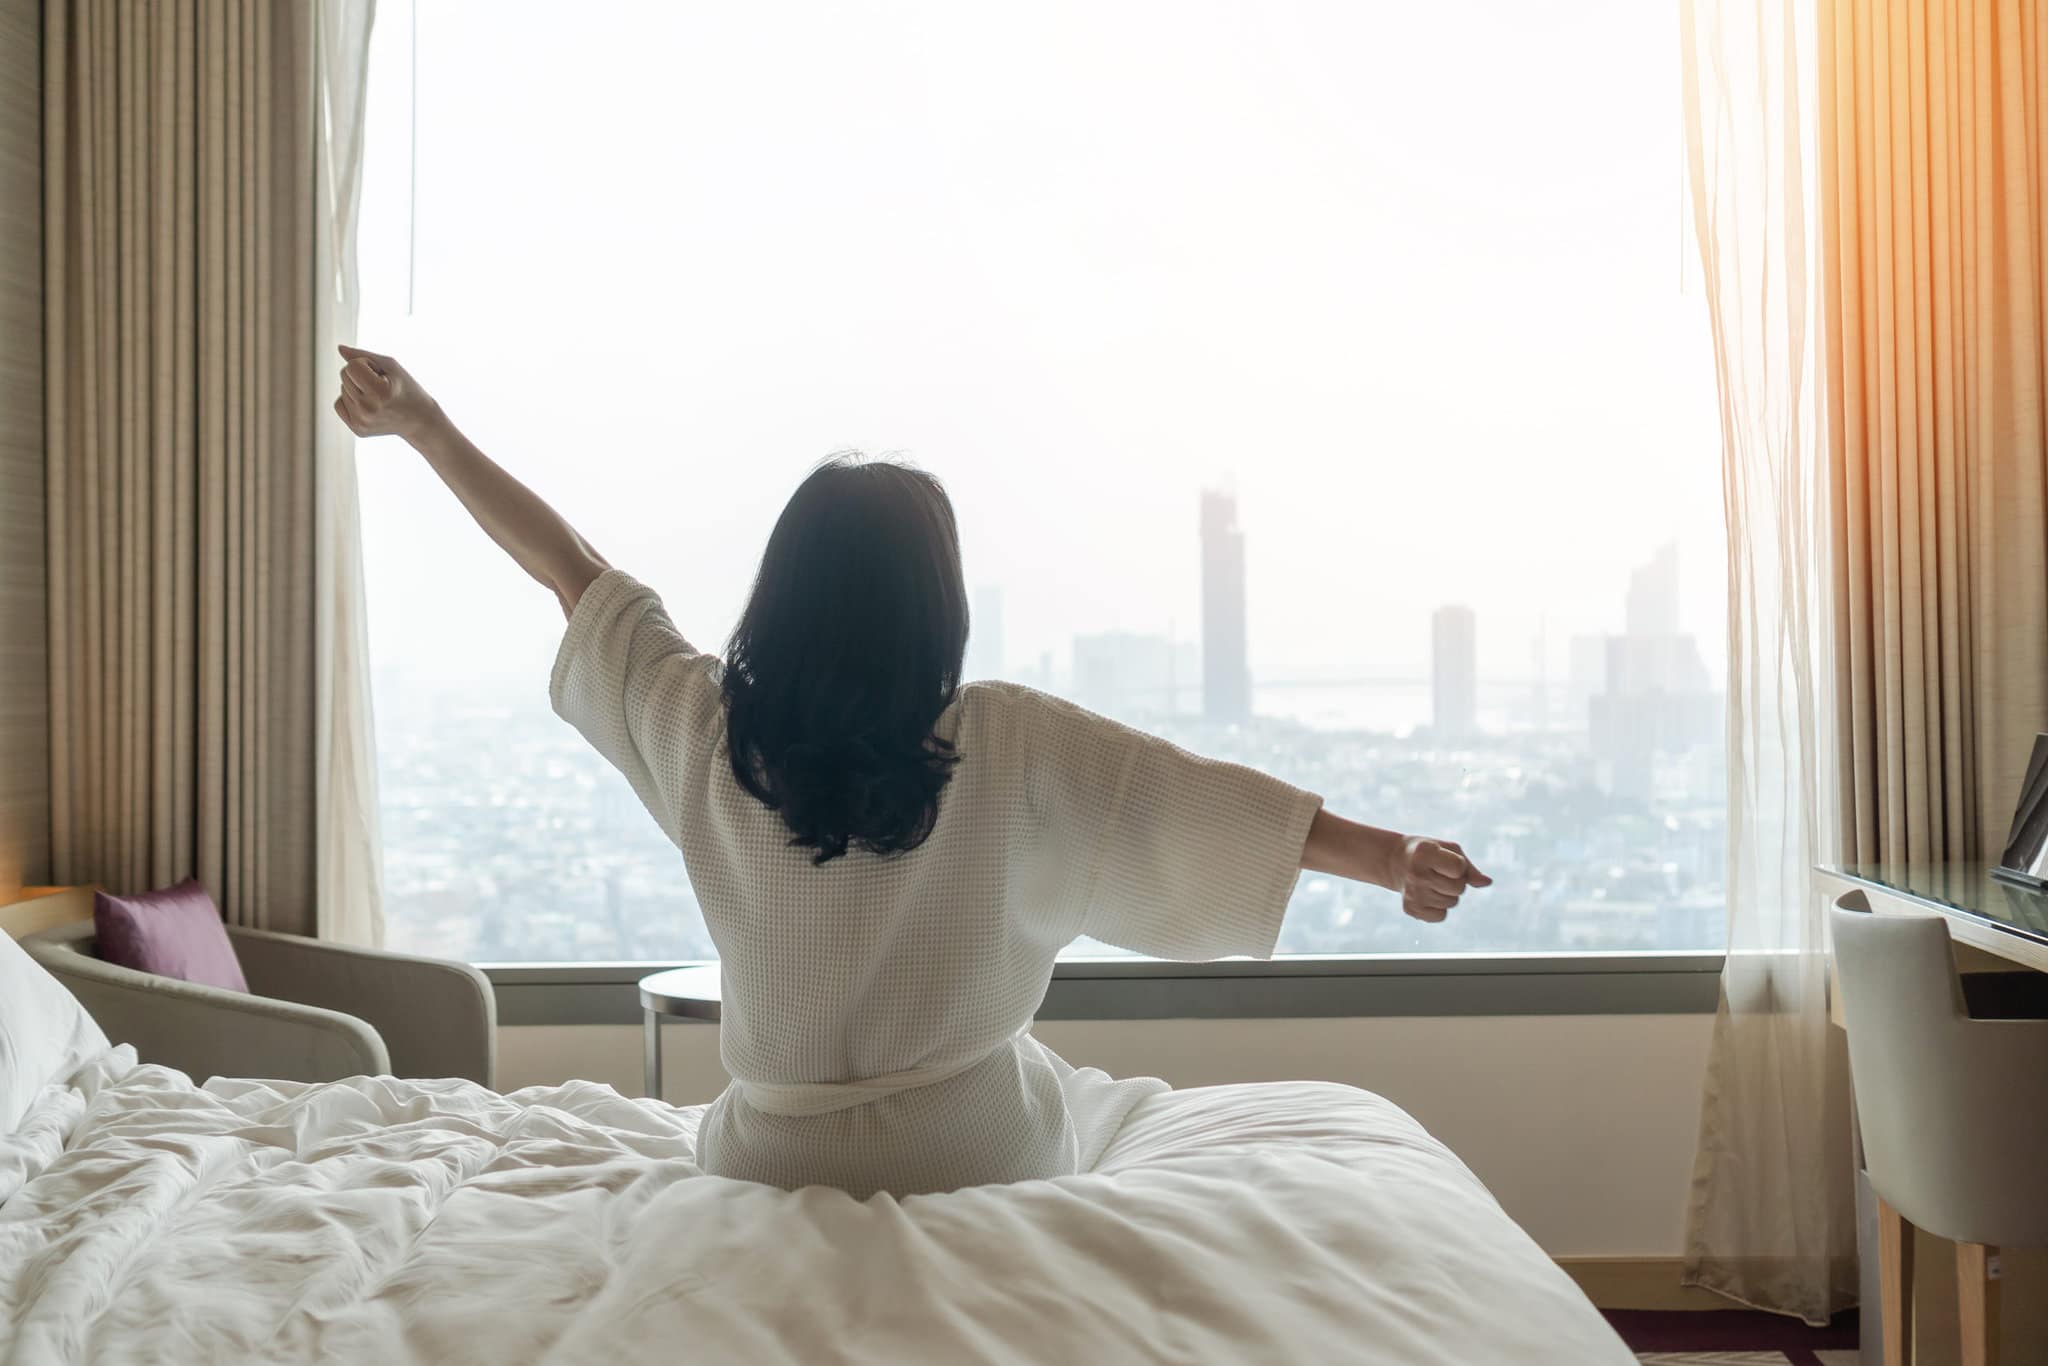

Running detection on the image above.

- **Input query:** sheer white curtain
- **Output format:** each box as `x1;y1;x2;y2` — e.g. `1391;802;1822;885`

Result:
313;0;386;947
1678;0;1857;1326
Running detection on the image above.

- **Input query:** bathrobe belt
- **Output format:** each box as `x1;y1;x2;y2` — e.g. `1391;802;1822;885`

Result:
735;1040;1011;1118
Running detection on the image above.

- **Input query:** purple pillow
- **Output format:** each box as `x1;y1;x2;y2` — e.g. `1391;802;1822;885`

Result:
94;879;249;992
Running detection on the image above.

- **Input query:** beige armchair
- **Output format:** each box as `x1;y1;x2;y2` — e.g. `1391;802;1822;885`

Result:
23;919;496;1087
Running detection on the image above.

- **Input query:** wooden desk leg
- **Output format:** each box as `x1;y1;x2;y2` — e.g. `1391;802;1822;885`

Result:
1957;1242;2000;1366
1879;1199;1914;1365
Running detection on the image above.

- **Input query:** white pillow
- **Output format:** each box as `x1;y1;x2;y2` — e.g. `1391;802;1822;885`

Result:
0;928;111;1133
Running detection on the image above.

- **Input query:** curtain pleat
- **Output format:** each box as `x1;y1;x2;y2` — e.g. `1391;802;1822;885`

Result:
1828;0;2048;873
45;0;322;933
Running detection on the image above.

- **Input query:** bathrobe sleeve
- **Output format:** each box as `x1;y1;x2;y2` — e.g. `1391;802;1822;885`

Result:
549;569;724;841
1002;687;1323;961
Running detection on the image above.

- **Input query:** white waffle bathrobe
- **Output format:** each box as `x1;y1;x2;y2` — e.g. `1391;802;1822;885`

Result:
552;570;1323;1197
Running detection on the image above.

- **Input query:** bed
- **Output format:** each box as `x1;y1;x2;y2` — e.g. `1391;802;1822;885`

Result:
0;918;1630;1364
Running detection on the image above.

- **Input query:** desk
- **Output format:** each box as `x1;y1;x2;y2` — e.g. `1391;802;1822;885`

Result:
1818;863;2048;974
1817;864;2048;1365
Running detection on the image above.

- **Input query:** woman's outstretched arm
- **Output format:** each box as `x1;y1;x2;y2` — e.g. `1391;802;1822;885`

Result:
331;345;608;616
1300;808;1493;924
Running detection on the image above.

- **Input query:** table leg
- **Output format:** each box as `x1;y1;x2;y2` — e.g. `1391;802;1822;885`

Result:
644;1008;662;1100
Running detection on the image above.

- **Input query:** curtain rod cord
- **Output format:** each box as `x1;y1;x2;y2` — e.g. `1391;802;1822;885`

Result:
407;0;419;316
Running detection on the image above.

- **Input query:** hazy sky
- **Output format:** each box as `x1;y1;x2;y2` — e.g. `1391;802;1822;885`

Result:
355;0;1725;695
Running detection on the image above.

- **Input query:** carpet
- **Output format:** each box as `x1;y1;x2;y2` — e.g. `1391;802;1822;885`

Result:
1606;1309;1859;1366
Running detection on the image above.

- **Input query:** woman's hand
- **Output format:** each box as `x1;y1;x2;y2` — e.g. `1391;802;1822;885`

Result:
333;344;442;442
332;342;608;616
1299;810;1492;923
1390;836;1492;923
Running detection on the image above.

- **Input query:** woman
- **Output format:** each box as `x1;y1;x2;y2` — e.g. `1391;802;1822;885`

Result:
333;344;1491;1198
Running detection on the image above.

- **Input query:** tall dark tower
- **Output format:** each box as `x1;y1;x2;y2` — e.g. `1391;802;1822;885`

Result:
1201;489;1251;722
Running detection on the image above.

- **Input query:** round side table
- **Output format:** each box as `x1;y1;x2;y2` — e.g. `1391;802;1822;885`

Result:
638;963;721;1099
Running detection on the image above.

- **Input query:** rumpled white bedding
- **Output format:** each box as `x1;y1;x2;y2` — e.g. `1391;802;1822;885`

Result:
0;1051;1629;1365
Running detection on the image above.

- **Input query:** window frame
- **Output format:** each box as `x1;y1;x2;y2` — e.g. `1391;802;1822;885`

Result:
367;8;1733;989
486;951;1725;1024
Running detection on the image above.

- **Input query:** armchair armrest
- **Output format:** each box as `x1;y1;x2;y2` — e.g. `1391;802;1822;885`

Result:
227;928;496;1086
26;943;389;1083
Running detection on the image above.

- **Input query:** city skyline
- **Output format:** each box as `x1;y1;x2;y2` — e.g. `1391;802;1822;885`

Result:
960;502;1723;736
370;511;1727;965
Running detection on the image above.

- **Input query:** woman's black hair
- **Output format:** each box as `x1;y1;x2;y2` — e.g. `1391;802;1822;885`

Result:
723;454;969;864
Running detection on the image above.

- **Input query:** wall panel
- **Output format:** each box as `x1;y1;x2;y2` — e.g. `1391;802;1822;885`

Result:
0;0;48;896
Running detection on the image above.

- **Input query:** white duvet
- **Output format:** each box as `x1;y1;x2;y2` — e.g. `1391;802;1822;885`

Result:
0;1051;1628;1365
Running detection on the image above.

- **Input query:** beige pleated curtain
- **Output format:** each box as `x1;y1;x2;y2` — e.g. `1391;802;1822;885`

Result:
44;0;382;939
1825;0;2048;868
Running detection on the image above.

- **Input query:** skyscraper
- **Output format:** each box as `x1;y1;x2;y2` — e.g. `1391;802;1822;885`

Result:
1610;541;1709;696
965;586;1004;681
1568;633;1609;728
1590;542;1720;799
1432;605;1477;737
1625;541;1681;639
1200;490;1251;722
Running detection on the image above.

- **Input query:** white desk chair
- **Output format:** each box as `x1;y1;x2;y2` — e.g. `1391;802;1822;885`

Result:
1831;891;2048;1366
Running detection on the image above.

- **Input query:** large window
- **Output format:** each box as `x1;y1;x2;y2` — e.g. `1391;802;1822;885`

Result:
357;1;1727;964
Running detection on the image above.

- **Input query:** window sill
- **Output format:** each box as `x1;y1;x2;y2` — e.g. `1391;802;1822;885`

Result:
483;951;1725;1024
